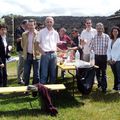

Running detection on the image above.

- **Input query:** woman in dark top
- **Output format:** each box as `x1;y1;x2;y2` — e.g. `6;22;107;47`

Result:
0;24;12;87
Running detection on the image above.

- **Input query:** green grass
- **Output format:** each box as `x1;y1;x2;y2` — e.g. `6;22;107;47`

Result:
0;62;120;120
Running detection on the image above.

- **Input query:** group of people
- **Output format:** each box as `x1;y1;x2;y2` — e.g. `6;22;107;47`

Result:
0;16;120;94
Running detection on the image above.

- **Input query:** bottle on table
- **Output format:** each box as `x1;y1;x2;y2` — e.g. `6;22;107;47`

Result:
90;50;95;66
75;50;80;67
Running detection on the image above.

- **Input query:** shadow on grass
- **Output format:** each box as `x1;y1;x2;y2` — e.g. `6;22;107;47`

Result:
91;90;120;102
7;77;18;86
79;89;120;103
51;90;84;108
0;90;84;108
0;108;48;117
0;76;84;117
0;93;38;104
8;76;34;86
0;90;84;117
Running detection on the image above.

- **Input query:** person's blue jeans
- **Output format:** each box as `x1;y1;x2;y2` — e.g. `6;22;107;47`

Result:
116;61;120;87
116;61;120;89
17;51;24;82
111;63;118;89
40;52;57;84
111;61;120;90
24;53;40;85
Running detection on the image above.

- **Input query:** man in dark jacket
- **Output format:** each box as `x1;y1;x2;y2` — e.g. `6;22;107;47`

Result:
70;28;83;59
14;20;28;84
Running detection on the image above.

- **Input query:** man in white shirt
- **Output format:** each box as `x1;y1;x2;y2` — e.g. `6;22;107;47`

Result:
81;18;96;62
37;16;60;84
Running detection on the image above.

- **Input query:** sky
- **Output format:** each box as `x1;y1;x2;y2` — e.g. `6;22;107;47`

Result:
0;0;120;17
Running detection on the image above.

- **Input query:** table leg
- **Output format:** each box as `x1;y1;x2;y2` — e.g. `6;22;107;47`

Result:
68;70;76;96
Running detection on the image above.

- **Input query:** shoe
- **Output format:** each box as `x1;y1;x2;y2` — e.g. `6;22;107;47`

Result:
24;91;29;96
94;80;98;84
102;89;106;93
113;87;117;91
32;91;38;97
97;86;102;91
113;87;120;91
27;85;38;91
18;80;25;85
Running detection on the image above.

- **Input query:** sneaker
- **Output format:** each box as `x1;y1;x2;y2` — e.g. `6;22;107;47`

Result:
18;80;25;85
94;80;98;84
24;91;29;96
32;91;38;97
113;87;117;91
97;86;102;91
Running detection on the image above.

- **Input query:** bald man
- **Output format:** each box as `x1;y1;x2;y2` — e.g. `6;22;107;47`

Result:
37;16;60;84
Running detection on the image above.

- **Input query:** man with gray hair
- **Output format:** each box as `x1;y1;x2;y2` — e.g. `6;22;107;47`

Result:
89;22;110;93
36;16;60;84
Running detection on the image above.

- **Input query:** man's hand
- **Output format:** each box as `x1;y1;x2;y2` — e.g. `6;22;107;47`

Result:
16;38;22;42
0;63;4;68
111;60;116;64
80;39;87;46
8;45;12;51
108;60;116;65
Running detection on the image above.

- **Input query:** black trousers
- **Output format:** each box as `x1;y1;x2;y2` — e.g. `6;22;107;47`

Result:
0;62;7;87
95;55;107;90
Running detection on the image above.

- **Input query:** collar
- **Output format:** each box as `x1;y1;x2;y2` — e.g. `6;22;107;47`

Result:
1;35;6;40
97;32;104;37
45;27;54;32
86;27;93;32
26;29;38;35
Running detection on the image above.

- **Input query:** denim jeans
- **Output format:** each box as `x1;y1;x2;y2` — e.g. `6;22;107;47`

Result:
116;61;120;89
17;51;24;82
111;61;120;90
23;53;40;85
111;63;118;89
40;52;57;84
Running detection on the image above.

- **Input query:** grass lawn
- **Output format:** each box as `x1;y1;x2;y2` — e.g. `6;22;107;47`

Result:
0;62;120;120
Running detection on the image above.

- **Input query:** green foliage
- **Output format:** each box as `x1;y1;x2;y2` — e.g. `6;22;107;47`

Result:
0;18;5;24
10;46;17;56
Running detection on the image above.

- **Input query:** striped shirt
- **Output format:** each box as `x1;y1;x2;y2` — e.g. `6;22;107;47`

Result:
89;33;110;55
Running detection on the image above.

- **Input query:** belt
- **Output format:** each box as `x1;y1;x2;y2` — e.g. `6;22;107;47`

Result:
45;51;55;54
27;53;33;55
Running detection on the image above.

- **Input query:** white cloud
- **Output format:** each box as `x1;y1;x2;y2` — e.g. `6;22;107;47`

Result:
0;0;120;17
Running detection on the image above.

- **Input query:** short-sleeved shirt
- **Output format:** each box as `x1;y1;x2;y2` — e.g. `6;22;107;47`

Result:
57;34;72;50
89;33;110;55
37;27;60;52
81;28;96;54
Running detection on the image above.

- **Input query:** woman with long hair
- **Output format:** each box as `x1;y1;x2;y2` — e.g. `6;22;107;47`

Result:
107;26;120;91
